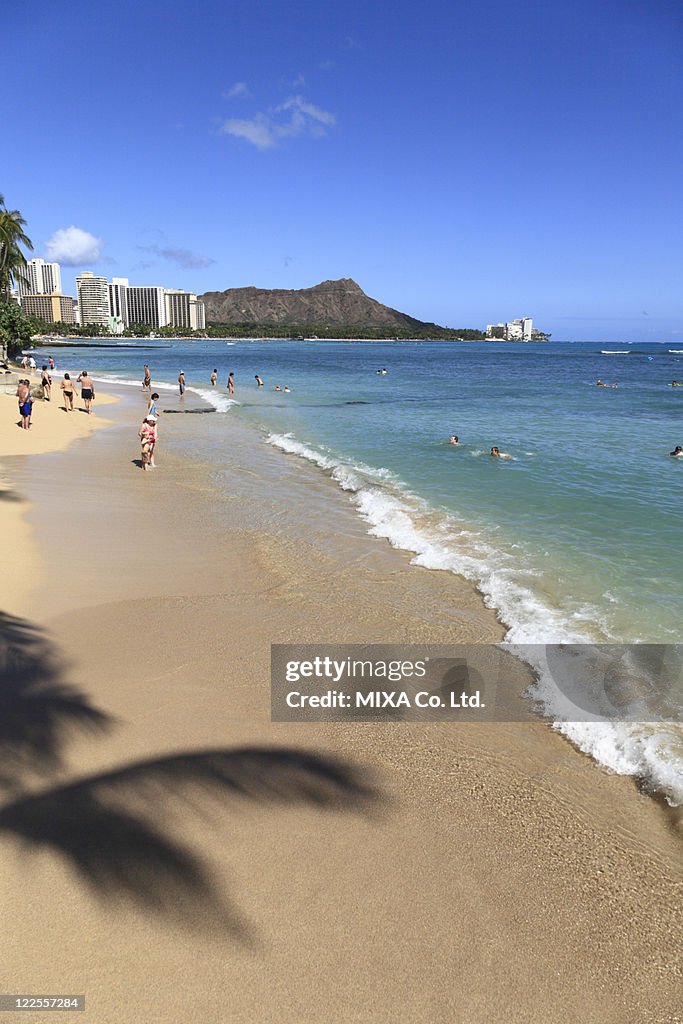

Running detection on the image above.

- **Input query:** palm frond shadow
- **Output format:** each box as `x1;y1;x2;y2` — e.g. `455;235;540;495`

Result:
0;614;380;940
0;613;111;791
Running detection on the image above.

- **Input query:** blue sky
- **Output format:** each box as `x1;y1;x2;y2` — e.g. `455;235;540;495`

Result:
4;0;682;341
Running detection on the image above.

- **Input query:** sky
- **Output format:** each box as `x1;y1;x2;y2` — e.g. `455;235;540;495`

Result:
3;0;682;341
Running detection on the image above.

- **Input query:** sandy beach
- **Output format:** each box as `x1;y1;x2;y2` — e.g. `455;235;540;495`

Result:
1;380;681;1024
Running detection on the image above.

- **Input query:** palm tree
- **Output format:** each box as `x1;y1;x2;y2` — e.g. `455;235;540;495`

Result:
0;194;33;300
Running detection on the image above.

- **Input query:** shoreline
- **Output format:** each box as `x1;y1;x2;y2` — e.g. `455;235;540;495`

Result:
1;376;681;1022
0;383;118;616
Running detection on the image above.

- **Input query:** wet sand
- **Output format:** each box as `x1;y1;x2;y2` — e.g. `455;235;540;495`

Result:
0;385;681;1024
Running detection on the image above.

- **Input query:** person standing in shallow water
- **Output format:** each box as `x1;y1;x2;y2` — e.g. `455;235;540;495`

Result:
210;369;217;386
227;372;235;396
142;364;151;392
255;375;264;387
178;371;186;397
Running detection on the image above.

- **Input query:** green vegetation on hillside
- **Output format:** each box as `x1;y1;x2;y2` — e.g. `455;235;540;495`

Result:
204;322;486;341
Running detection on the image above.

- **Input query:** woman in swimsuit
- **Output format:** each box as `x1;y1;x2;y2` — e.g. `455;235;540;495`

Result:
142;365;151;392
61;373;75;411
41;365;52;401
227;372;235;396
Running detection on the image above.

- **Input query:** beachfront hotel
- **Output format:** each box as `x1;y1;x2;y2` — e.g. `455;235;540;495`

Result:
15;257;62;296
164;289;206;330
21;292;76;324
125;285;167;328
76;271;110;326
485;317;534;340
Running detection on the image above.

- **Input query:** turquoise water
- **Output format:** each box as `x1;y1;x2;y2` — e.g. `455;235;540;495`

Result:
42;338;683;801
49;338;683;643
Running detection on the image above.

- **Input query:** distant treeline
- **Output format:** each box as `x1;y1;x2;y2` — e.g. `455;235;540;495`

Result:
28;318;487;342
204;323;487;341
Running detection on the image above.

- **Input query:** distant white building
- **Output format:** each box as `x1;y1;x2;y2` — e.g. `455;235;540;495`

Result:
17;258;62;297
76;271;109;326
486;317;533;341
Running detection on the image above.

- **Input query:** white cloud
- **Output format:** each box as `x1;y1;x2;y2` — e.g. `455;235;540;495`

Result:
224;81;251;99
277;95;336;126
221;95;336;150
221;114;276;149
45;226;102;265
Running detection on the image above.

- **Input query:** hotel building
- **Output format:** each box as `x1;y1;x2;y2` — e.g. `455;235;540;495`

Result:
22;293;76;324
126;286;167;328
17;258;62;296
164;290;206;331
76;271;110;326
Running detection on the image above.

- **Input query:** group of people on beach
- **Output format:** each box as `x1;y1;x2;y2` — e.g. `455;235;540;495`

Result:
14;361;95;428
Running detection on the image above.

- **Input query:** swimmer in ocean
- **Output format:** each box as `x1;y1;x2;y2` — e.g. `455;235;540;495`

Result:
670;446;683;457
255;375;264;386
275;384;281;392
449;435;459;445
490;446;512;459
671;381;682;387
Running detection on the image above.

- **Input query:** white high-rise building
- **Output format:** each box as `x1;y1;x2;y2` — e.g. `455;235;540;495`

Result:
108;277;129;329
76;271;109;326
126;286;167;328
164;290;206;331
17;258;62;296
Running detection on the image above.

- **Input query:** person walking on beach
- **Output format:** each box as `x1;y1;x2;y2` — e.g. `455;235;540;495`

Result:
142;364;151;392
77;370;95;414
210;369;217;386
138;416;156;470
178;371;186;397
227;372;235;396
41;365;52;401
255;375;263;387
16;379;32;429
60;373;75;411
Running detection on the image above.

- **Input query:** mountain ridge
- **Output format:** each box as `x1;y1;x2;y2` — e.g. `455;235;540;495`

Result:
199;278;437;330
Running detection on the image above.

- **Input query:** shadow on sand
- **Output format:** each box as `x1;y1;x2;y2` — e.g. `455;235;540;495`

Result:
0;613;379;940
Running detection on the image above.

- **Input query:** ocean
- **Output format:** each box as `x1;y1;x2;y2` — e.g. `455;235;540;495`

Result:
39;337;683;803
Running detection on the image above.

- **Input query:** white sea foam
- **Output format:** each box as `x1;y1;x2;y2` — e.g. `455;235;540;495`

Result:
601;350;630;354
668;349;683;354
267;430;683;806
87;374;236;412
90;374;177;392
189;387;237;412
